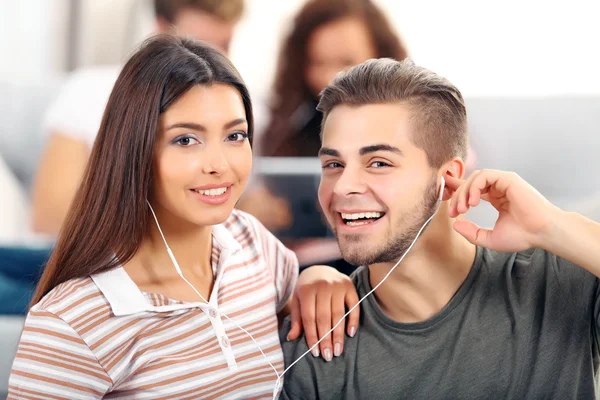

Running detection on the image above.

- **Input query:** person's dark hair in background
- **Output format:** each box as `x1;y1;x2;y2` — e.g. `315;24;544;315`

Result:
30;35;253;306
153;0;245;53
260;0;408;157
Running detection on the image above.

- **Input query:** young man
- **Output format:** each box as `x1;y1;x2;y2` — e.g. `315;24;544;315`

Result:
32;0;245;235
280;58;600;399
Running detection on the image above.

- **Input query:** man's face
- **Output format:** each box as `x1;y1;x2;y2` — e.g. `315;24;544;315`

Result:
318;103;440;266
164;9;237;54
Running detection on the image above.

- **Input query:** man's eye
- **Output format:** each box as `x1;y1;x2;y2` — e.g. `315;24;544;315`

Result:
370;161;390;168
323;162;342;169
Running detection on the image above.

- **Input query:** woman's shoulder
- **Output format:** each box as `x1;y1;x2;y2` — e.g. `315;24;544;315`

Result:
224;209;279;246
33;276;108;320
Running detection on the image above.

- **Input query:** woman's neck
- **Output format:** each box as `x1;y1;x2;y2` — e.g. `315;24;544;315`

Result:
125;208;214;288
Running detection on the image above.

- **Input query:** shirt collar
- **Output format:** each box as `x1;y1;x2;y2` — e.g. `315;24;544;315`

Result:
91;222;242;316
211;222;243;253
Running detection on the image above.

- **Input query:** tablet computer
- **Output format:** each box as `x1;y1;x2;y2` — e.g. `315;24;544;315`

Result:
252;157;332;240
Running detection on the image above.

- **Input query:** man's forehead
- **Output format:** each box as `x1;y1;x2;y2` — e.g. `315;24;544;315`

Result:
321;103;414;150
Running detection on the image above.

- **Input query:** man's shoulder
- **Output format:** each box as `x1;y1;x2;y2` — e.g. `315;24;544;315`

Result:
279;268;369;398
479;246;596;303
481;246;583;274
279;317;348;399
349;265;367;285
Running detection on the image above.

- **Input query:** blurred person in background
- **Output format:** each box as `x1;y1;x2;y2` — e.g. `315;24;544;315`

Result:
238;0;408;274
260;0;408;157
31;0;245;236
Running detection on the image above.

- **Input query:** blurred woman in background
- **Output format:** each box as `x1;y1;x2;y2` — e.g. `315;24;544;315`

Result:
260;0;408;157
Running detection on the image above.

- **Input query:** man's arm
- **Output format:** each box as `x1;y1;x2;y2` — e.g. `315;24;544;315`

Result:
446;170;599;275
541;210;600;278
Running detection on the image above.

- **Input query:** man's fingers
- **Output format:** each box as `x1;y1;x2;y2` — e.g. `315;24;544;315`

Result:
457;171;480;214
453;219;492;247
443;175;464;191
469;171;500;206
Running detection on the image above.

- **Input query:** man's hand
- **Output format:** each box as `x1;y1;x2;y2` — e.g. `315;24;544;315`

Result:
446;170;560;251
287;266;359;361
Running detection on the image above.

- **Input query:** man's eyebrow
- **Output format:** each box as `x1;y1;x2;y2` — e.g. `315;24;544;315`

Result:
318;147;341;157
359;144;403;156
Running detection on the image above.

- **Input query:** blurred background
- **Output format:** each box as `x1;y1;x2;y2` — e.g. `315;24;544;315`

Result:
1;0;599;394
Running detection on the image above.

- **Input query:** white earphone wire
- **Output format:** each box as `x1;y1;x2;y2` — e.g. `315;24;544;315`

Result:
146;201;282;380
146;176;445;399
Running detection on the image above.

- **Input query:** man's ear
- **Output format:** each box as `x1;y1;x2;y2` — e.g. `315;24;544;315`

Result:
440;157;465;201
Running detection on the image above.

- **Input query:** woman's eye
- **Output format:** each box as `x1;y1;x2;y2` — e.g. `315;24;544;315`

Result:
227;131;249;142
174;136;198;146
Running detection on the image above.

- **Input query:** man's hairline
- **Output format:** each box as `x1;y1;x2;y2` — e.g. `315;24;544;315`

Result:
319;99;418;141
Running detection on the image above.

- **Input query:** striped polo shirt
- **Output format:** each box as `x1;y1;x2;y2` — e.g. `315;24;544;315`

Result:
8;210;298;399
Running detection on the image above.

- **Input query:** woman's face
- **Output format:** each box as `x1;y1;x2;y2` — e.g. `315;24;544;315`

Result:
305;17;377;97
150;84;252;227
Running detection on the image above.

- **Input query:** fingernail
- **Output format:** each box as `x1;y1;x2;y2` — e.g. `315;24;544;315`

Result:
311;348;320;358
349;326;356;337
334;343;342;357
286;334;290;341
324;348;332;362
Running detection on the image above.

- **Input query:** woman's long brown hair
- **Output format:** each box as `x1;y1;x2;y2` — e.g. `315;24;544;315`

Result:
260;0;408;157
31;34;254;306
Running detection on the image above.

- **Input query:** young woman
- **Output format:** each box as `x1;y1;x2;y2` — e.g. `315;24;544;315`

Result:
8;35;357;399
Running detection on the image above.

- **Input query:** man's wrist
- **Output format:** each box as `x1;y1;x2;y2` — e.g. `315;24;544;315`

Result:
536;206;571;253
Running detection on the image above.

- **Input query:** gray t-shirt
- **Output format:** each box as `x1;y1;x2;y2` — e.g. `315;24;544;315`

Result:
280;246;600;399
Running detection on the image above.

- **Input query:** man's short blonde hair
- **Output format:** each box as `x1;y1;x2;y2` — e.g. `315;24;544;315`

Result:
318;58;468;168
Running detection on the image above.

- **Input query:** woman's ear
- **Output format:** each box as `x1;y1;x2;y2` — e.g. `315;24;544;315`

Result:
441;157;465;201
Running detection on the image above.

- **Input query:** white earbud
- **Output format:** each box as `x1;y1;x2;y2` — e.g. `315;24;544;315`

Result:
439;176;446;202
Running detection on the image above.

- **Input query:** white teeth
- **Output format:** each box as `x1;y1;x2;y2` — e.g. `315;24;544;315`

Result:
347;220;370;226
195;187;227;196
341;212;383;220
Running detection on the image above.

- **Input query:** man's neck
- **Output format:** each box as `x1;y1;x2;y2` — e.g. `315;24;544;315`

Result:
368;212;477;323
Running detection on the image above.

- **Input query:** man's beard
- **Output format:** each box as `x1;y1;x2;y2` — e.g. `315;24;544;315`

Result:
335;178;440;266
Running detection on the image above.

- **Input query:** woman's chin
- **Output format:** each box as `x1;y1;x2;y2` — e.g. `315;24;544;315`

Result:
189;207;234;227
